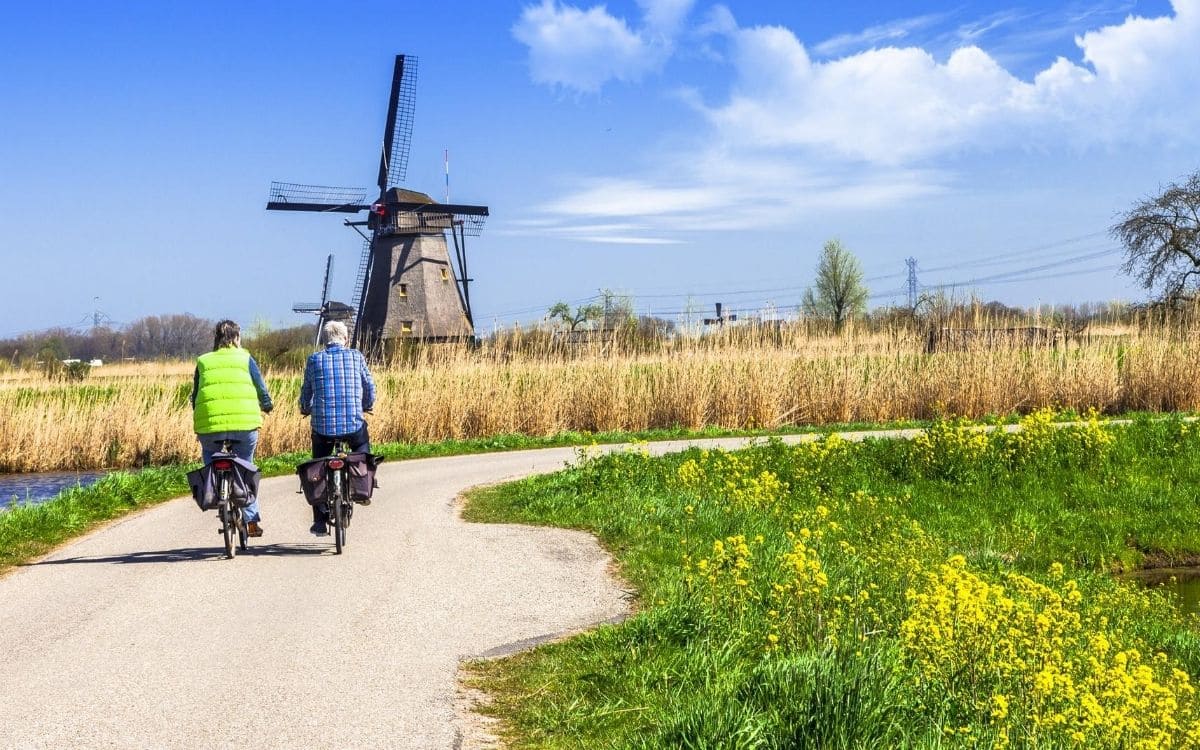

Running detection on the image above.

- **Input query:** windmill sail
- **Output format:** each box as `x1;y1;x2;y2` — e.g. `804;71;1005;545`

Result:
319;254;335;307
377;55;418;194
267;183;370;213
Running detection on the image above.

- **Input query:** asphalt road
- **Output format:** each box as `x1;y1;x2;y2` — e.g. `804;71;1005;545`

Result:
0;433;920;749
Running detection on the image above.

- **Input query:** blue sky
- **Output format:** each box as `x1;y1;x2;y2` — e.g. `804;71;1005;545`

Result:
1;0;1195;337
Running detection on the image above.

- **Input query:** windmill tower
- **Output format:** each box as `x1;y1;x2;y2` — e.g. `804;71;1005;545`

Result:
266;55;489;352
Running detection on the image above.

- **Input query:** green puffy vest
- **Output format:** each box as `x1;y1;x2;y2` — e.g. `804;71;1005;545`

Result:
193;347;262;434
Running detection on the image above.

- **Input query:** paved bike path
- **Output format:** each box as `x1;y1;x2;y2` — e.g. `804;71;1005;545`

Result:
0;433;918;749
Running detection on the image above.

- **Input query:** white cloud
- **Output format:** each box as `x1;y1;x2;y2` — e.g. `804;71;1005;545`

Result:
708;0;1200;164
512;0;695;92
638;0;693;34
514;0;1200;236
695;4;736;37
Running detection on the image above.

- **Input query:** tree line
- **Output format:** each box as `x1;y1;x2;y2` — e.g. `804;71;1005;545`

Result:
0;315;320;368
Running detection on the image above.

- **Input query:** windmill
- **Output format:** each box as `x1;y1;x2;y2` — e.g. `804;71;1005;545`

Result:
703;302;738;327
292;254;354;343
266;54;489;351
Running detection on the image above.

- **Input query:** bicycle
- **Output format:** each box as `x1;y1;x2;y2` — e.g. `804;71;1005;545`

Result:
210;438;249;559
320;439;354;554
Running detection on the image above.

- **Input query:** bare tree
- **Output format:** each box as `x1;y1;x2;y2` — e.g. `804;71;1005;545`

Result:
802;239;869;331
125;314;213;357
1112;170;1200;303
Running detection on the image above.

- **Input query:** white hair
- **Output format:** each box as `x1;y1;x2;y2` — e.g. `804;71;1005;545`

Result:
323;321;349;345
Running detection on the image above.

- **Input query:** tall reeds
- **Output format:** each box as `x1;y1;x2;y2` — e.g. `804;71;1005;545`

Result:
1;322;1196;472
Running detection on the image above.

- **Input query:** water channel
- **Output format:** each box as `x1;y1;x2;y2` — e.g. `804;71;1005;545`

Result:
0;471;107;511
1124;568;1200;616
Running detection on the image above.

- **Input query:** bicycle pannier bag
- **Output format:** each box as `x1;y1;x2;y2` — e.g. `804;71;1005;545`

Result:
188;456;260;510
187;466;217;510
345;453;383;502
227;457;260;508
296;458;328;506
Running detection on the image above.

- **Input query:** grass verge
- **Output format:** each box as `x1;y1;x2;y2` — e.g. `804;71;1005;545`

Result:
0;419;930;575
463;410;1200;748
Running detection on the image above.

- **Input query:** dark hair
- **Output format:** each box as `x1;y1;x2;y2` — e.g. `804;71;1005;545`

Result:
213;320;241;350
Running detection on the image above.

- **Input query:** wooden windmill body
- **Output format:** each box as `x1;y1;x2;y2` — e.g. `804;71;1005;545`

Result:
357;188;474;346
266;55;488;352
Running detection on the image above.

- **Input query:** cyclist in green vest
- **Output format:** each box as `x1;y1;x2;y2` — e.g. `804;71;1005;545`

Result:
191;320;274;537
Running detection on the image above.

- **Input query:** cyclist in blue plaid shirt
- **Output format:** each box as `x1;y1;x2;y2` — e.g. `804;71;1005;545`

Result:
299;320;377;535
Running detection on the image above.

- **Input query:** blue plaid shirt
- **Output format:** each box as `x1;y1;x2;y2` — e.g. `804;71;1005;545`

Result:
299;344;376;436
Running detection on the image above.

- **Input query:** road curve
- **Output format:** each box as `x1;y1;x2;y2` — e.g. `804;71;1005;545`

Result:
0;433;919;749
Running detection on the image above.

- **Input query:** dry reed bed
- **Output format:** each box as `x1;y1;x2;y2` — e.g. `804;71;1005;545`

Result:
2;333;1199;472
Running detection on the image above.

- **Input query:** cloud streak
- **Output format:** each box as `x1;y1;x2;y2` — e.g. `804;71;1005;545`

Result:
811;12;948;58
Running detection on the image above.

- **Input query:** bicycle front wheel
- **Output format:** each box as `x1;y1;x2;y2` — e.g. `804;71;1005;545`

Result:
236;508;248;552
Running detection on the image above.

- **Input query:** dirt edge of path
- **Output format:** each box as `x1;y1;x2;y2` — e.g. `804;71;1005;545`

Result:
451;488;637;749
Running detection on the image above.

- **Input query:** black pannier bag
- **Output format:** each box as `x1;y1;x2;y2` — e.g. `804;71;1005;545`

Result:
187;456;261;511
345;453;383;502
296;453;383;505
296;458;328;506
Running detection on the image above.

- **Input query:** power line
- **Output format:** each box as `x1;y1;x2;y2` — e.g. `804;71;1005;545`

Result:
924;263;1121;291
477;233;1127;325
921;246;1121;289
480;294;601;321
916;230;1108;269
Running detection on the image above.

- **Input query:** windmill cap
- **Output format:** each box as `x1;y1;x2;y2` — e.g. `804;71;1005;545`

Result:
385;187;435;204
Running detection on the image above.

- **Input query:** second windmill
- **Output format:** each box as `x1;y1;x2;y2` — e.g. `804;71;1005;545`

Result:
267;54;489;350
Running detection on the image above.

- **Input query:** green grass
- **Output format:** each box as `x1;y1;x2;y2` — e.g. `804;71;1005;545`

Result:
463;413;1200;748
0;419;935;575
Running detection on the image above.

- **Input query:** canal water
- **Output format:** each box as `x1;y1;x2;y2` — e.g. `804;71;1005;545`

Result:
0;471;106;511
1125;568;1200;615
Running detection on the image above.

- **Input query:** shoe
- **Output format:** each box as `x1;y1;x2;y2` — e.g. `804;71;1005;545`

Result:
355;497;371;506
247;521;264;538
310;521;329;536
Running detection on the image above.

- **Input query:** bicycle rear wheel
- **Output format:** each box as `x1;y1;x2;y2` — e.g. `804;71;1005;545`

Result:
219;476;235;559
332;471;346;554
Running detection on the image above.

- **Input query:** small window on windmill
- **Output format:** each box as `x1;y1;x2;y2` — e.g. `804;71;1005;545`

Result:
401;320;413;334
399;283;408;297
440;267;450;283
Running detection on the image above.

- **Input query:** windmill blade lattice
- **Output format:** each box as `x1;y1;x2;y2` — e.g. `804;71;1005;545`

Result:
378;55;418;193
267;182;370;213
350;236;372;342
320;254;335;307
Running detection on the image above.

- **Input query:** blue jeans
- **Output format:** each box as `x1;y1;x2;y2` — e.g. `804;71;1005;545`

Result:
198;430;261;523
